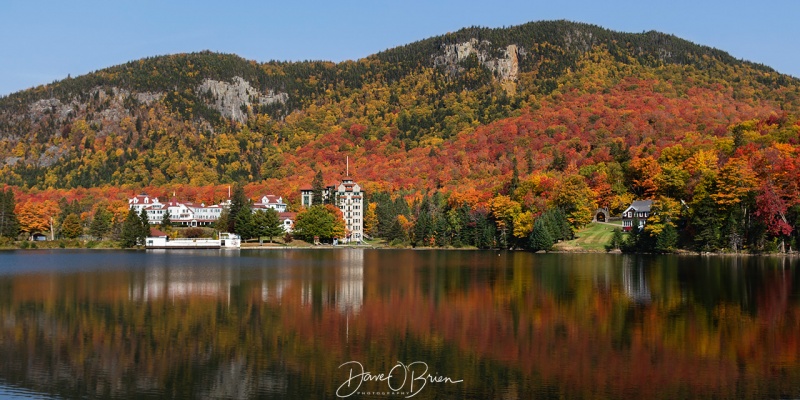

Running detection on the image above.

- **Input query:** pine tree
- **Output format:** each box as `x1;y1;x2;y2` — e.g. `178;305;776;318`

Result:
609;228;624;250
121;209;141;247
228;183;249;233
509;155;519;195
312;170;325;205
161;208;172;230
234;205;255;240
0;189;19;239
253;209;283;243
89;207;112;239
529;217;554;251
61;214;83;239
373;193;396;238
215;208;230;233
139;208;150;244
413;195;433;246
655;223;678;253
386;217;407;243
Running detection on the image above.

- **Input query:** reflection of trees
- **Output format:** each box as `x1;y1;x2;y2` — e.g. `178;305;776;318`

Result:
0;251;799;398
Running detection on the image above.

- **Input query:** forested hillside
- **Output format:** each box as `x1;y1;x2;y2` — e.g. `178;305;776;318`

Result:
1;20;799;251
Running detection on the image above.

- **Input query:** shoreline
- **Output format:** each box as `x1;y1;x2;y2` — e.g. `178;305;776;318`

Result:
1;243;798;257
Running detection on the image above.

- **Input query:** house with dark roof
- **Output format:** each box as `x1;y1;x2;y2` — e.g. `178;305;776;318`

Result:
622;200;653;232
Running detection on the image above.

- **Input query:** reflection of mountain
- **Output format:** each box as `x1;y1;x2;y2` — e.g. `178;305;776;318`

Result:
1;251;799;399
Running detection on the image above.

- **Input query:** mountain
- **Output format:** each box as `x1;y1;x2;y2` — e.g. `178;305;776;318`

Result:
0;20;798;201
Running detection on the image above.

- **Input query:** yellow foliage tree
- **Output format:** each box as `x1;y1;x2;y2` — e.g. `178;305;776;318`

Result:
644;197;682;237
712;158;757;208
364;203;378;237
513;211;534;239
552;174;597;231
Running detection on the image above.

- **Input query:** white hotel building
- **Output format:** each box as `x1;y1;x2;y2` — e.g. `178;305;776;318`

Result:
300;176;364;242
129;193;293;231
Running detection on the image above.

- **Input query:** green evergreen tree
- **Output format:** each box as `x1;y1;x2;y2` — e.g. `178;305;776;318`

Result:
234;206;255;240
253;209;283;243
61;213;83;239
529;217;554;251
89;207;112;239
691;196;721;251
121;209;141;247
312;170;325;205
655;223;678;253
471;209;495;249
386;217;407;243
215;208;230;233
509;155;519;196
161;208;172;230
227;184;249;233
552;208;573;241
139;208;150;243
623;217;643;252
373;192;396;238
608;228;624;250
0;189;19;239
413;195;433;246
433;212;450;247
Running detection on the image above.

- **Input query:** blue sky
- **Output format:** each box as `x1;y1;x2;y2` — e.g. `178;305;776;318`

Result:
1;1;798;96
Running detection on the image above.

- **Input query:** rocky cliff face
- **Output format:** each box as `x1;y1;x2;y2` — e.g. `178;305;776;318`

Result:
0;75;290;169
433;39;520;83
4;87;163;167
197;77;288;123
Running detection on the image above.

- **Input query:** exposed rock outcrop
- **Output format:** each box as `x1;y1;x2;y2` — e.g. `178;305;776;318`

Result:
197;77;288;123
433;39;520;83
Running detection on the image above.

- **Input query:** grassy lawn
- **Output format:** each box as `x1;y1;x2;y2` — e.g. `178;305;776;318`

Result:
553;221;624;252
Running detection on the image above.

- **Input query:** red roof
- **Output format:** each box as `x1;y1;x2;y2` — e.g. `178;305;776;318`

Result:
278;212;296;220
149;227;168;237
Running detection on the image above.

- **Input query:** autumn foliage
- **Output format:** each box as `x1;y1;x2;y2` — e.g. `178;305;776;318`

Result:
0;22;798;250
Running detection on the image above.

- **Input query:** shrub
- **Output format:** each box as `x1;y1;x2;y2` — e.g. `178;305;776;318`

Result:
184;227;206;238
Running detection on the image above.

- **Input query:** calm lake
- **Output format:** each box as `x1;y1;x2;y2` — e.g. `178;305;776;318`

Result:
0;249;798;399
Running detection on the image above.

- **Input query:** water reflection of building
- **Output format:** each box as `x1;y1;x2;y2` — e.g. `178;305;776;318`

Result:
622;257;651;304
266;249;364;314
129;263;233;301
261;279;291;302
336;249;363;314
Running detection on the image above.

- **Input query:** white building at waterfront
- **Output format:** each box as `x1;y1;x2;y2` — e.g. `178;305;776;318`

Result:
299;175;365;242
252;195;288;213
129;194;161;213
129;193;292;231
336;177;364;242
